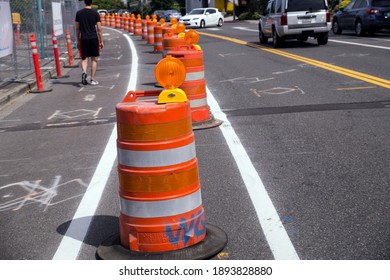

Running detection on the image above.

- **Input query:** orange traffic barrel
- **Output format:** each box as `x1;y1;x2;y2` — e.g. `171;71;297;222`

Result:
129;17;134;34
170;45;223;129
123;14;129;32
96;90;227;259
134;18;142;35
162;33;185;57
116;14;121;29
109;14;115;27
154;26;163;53
100;14;106;26
162;27;175;37
147;21;156;45
141;20;147;39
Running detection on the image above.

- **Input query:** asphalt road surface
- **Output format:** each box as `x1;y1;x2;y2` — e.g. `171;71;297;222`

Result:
1;21;390;261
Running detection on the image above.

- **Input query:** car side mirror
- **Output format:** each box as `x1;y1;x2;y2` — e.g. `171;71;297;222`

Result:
206;12;210;15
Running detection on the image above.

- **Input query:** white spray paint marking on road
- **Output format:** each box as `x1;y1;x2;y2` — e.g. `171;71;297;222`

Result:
83;94;96;102
52;28;138;260
207;87;300;260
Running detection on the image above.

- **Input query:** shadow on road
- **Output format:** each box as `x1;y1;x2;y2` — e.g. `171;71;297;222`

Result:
56;215;119;247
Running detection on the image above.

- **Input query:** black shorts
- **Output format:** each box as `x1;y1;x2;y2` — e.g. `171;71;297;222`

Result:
80;38;99;60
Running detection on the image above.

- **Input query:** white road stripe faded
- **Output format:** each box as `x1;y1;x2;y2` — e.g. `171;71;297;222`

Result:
207;86;300;260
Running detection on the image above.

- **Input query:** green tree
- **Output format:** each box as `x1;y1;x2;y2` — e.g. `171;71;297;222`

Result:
92;0;126;10
150;0;174;10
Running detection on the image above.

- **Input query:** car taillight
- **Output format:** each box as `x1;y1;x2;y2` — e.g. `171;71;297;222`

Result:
367;8;379;14
281;13;288;25
326;11;331;22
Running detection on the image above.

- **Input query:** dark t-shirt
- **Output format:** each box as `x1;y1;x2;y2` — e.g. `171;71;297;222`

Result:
75;8;100;39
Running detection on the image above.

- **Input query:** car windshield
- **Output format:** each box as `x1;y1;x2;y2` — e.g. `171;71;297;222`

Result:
287;0;327;12
189;9;205;15
372;0;390;7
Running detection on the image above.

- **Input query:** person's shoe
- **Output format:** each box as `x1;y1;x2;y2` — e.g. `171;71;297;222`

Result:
90;80;99;86
81;73;88;85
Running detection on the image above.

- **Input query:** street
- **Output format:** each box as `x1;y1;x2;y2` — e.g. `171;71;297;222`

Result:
0;20;390;260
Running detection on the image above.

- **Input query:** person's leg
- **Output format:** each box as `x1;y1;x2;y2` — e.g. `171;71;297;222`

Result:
81;57;89;85
81;57;88;74
90;57;97;81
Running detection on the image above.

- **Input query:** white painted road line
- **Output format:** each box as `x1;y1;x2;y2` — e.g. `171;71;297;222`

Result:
52;29;138;260
207;87;300;260
329;39;390;50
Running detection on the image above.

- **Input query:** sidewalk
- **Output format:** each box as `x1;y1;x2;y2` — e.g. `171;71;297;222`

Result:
0;51;79;110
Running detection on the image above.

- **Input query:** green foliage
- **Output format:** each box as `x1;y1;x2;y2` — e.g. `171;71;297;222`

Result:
238;12;261;20
150;0;174;10
92;0;126;10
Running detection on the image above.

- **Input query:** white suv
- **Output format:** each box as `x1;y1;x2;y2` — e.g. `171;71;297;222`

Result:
258;0;331;47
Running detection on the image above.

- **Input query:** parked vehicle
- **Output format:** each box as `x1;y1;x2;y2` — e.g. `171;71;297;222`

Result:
332;0;390;36
152;10;165;20
163;10;182;21
152;10;181;21
97;9;108;15
117;9;130;16
258;0;331;47
180;8;224;28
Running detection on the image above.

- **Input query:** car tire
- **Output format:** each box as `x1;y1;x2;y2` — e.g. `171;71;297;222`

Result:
355;19;365;36
259;26;268;43
217;18;223;27
332;19;342;35
200;20;205;28
272;28;282;48
317;33;328;45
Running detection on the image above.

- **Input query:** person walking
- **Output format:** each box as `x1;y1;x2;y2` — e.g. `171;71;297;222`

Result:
75;0;104;86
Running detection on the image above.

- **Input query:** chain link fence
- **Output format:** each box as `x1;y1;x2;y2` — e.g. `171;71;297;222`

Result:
0;0;83;87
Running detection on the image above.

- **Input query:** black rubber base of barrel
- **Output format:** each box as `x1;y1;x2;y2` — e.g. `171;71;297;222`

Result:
96;224;227;260
192;116;222;130
30;88;53;94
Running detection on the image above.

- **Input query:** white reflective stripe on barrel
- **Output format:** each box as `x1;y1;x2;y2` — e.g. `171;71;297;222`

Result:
53;44;58;48
120;189;202;218
154;34;162;38
189;97;208;108
185;71;204;81
118;142;196;168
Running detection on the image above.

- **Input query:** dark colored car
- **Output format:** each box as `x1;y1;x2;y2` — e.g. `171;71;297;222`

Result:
152;10;165;20
162;10;182;21
153;9;181;21
332;0;390;36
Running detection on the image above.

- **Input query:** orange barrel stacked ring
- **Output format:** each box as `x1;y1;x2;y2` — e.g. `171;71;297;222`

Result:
169;46;211;123
154;26;163;53
123;14;129;32
115;14;121;29
142;20;148;39
110;14;115;27
134;18;142;35
129;17;135;34
116;93;206;252
162;33;185;57
147;21;157;45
